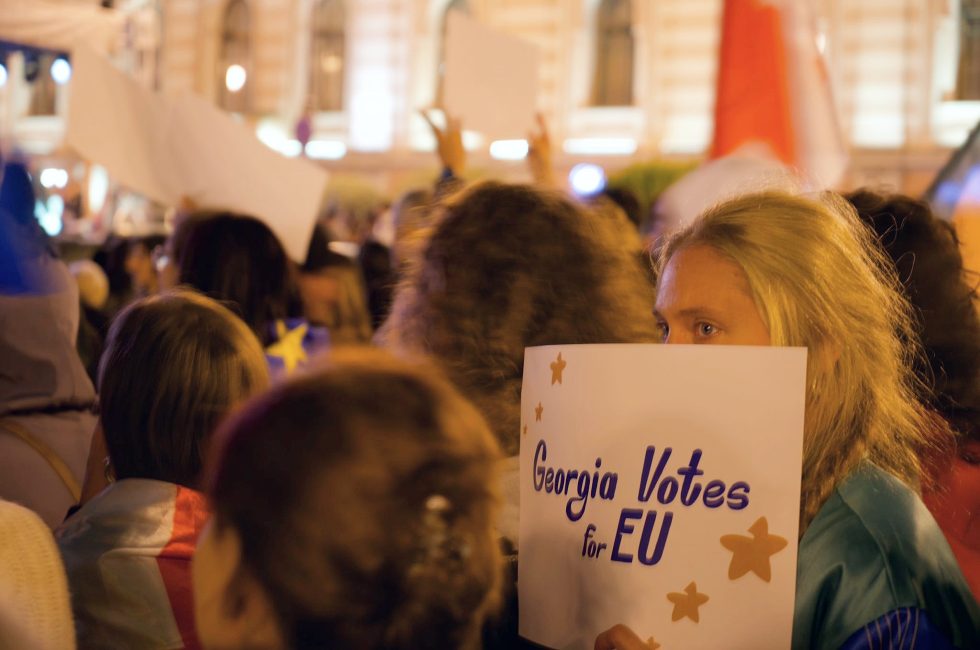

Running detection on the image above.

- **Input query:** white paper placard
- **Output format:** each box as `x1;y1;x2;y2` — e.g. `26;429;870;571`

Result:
443;11;539;139
66;46;180;206
66;47;328;261
519;344;807;650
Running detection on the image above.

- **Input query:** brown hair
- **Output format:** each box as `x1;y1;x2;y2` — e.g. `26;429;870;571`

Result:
846;189;980;441
378;181;660;454
98;289;269;487
172;212;296;345
206;348;502;650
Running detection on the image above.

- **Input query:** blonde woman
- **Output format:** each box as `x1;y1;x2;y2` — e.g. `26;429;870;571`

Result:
597;191;979;649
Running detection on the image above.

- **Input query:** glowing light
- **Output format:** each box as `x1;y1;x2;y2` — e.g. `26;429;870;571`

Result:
489;139;529;160
282;139;303;157
225;64;247;92
255;122;302;157
88;165;109;214
462;130;484;151
305;140;347;160
51;57;72;85
569;163;606;196
256;121;287;150
36;195;64;236
0;63;7;88
562;138;637;156
40;168;69;189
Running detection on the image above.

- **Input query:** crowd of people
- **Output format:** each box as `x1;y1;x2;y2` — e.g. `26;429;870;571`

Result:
0;113;979;650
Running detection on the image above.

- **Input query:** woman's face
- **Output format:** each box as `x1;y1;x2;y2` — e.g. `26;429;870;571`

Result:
654;244;771;346
192;521;282;649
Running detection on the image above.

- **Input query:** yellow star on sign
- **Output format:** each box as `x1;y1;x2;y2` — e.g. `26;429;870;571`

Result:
720;516;788;582
535;402;544;421
265;320;309;374
550;351;567;385
667;581;709;623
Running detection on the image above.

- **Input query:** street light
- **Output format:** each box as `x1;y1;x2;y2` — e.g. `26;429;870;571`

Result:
225;64;246;92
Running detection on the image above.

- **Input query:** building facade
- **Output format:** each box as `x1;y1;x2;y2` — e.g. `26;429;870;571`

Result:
4;0;980;197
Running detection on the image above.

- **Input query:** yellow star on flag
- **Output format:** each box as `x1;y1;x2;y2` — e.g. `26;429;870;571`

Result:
265;320;309;373
535;402;544;421
720;516;788;582
550;351;567;385
667;581;709;623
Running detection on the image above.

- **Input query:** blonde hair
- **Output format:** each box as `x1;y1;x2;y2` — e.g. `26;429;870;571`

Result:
659;191;947;532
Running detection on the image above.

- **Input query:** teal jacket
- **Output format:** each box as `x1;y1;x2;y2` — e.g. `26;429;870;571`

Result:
793;462;980;649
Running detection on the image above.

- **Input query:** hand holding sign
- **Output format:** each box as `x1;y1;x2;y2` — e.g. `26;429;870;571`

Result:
420;109;465;177
519;344;806;649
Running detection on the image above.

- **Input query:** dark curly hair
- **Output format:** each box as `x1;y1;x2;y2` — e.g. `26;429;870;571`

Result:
846;189;980;440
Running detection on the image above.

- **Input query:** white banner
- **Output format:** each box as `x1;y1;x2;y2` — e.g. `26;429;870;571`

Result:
65;47;328;262
519;344;806;649
443;11;539;139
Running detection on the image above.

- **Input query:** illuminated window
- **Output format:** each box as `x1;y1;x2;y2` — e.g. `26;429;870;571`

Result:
28;53;57;116
218;0;251;113
310;0;345;112
592;0;634;106
956;0;980;99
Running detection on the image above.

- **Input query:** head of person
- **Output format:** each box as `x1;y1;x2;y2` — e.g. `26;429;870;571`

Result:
193;349;502;650
379;181;659;455
124;235;166;296
845;189;980;441
592;186;643;231
164;212;295;345
654;190;941;530
98;289;269;487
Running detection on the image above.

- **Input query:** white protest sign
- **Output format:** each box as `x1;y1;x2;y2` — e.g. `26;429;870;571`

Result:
66;47;328;261
66;46;180;206
443;11;539;139
519;344;806;650
168;94;328;262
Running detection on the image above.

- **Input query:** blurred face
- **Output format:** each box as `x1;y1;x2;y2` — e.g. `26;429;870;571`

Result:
125;243;158;294
155;238;179;292
654;244;770;346
193;521;283;650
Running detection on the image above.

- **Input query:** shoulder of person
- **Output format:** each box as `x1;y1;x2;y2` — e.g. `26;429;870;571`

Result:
793;462;980;650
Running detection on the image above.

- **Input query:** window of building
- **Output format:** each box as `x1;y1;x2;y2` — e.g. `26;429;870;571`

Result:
591;0;635;106
310;0;345;112
218;0;250;113
27;53;57;116
956;0;980;99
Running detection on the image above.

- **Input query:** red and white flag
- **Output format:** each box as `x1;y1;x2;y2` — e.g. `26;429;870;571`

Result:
56;480;208;649
711;0;848;188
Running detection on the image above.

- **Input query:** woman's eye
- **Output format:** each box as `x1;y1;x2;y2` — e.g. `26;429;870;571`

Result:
696;322;718;337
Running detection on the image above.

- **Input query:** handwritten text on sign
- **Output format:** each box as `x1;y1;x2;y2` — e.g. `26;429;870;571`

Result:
518;345;806;650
